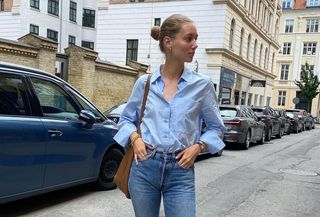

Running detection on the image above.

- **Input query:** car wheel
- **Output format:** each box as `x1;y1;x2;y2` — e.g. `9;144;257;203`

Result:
258;129;265;145
265;128;272;141
241;130;251;150
213;148;223;157
276;127;283;138
97;148;124;190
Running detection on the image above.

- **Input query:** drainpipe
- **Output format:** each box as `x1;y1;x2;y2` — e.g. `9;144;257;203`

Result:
59;0;63;53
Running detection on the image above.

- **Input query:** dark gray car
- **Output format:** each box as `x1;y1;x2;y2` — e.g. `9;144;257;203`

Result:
220;105;265;150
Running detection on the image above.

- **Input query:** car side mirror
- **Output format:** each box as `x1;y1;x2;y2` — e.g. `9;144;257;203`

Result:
79;110;96;128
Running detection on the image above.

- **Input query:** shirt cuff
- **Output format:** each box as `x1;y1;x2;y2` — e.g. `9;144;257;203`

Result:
113;123;137;149
200;129;225;154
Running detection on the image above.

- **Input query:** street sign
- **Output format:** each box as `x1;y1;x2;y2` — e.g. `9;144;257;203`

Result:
293;97;300;104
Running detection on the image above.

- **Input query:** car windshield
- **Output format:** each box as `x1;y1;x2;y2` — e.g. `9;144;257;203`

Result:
252;108;263;116
219;108;237;117
286;113;294;118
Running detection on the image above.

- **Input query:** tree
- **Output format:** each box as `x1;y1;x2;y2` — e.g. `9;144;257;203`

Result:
294;63;320;112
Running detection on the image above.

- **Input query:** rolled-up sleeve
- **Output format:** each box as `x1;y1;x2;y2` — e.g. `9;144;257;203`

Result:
113;75;146;148
200;81;226;154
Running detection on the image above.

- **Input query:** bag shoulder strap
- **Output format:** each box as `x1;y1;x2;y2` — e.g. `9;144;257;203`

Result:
137;74;151;134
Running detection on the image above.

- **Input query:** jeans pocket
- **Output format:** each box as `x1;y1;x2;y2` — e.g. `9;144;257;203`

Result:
176;161;195;170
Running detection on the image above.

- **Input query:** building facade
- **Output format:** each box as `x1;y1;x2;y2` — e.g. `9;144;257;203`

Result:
273;0;320;116
0;0;98;53
97;0;282;106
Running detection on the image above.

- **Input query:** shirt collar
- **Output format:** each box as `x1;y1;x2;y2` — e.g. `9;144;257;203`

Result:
151;64;193;84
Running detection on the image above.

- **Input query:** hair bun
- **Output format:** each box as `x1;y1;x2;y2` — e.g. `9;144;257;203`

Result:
151;26;160;41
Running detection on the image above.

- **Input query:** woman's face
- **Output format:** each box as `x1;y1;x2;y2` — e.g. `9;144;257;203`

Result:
170;22;198;63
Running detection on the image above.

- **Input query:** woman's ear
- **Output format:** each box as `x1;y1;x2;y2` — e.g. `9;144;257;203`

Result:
163;36;172;51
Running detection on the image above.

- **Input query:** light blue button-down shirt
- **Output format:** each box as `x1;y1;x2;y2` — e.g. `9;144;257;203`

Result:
113;65;226;154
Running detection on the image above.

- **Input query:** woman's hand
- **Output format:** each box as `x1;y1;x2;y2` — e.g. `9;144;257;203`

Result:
131;133;154;165
176;144;201;169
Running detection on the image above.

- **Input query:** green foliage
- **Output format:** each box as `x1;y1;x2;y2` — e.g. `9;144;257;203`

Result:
294;63;320;103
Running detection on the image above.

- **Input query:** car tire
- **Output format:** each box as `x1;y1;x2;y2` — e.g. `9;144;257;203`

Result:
276;127;283;138
265;128;272;141
213;148;223;157
97;148;124;190
241;130;251;150
257;129;265;145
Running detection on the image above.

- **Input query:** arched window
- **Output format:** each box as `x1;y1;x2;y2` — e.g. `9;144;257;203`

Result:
229;19;235;49
264;48;268;69
259;44;263;67
240;28;244;56
247;34;251;60
253;39;258;64
271;52;275;73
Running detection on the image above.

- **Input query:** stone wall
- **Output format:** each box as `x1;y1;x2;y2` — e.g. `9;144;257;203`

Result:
0;34;147;111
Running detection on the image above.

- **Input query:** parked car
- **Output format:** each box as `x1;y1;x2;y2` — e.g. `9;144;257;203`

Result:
285;111;303;133
275;109;290;135
251;106;282;141
285;109;310;131
104;101;127;124
0;62;123;204
309;114;316;129
219;105;265;150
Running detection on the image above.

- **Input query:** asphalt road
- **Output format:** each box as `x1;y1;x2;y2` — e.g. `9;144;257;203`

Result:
1;126;320;217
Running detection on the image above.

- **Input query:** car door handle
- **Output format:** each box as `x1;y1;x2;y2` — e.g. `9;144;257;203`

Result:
48;129;63;137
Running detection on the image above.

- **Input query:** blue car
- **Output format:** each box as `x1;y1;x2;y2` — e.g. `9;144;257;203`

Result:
0;62;123;204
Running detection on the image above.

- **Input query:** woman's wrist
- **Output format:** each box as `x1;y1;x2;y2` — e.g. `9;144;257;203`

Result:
130;133;140;146
197;140;208;153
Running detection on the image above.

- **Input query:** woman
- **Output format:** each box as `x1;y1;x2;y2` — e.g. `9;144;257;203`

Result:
114;14;225;217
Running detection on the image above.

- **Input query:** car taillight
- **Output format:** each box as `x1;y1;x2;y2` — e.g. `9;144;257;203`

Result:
224;120;241;126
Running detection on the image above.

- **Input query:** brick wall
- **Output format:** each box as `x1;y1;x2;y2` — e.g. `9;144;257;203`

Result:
0;34;147;111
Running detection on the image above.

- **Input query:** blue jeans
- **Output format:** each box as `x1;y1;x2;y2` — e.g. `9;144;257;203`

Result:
128;149;196;217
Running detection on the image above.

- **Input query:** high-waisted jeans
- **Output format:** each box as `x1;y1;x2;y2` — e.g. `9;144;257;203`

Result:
128;148;196;217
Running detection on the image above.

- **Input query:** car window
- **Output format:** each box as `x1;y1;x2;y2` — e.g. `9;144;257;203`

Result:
67;87;105;122
30;77;79;120
252;108;263;116
219;108;237;117
0;74;29;116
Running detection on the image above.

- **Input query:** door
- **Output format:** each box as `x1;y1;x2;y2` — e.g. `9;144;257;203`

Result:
0;74;46;201
29;77;96;187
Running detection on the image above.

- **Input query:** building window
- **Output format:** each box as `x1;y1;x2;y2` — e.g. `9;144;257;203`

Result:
47;29;58;42
253;39;257;64
221;87;231;104
282;42;292;55
239;28;244;56
83;9;95;28
154;18;161;26
307;0;320;7
282;0;292;9
247;34;251;60
259;44;263;67
30;0;39;9
300;64;315;79
247;93;252;106
285;19;294;33
68;35;76;46
126;39;138;65
303;42;317;55
229;19;235;49
69;1;77;22
259;95;263;106
81;41;94;50
271;52;275;72
48;0;59;16
280;64;290;80
278;91;286;106
306;19;319;33
264;48;268;69
30;24;39;35
241;91;247;105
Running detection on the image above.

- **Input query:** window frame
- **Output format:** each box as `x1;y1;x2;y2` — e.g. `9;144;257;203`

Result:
282;42;292;55
81;41;94;50
30;0;39;9
303;42;317;55
278;91;286;106
69;1;77;22
306;19;319;33
47;29;58;42
48;0;59;16
68;35;76;46
126;39;138;65
285;19;294;33
280;64;290;80
82;9;95;28
30;24;39;35
154;18;161;26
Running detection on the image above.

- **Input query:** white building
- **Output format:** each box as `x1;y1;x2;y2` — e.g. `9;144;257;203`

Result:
97;0;282;106
0;0;98;53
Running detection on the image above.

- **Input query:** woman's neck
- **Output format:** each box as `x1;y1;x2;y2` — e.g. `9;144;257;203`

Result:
161;60;184;80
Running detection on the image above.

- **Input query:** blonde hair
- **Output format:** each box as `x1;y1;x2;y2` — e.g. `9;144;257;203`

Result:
150;14;193;52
